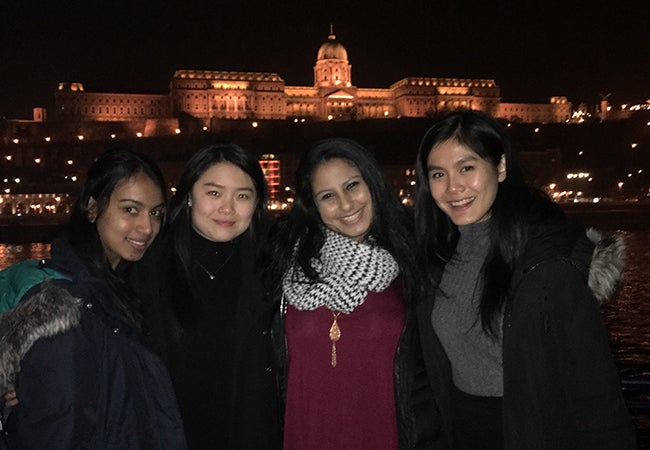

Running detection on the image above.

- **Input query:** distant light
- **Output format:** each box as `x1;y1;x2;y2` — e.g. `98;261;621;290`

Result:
252;121;258;128
34;158;41;164
71;176;78;181
174;128;181;134
12;138;19;144
301;118;305;122
534;128;540;133
170;187;177;194
588;178;593;182
606;106;612;111
294;118;298;123
3;189;9;194
67;160;74;165
507;123;512;127
383;111;389;116
5;155;12;161
14;178;20;183
578;151;584;156
618;182;624;189
549;183;557;190
202;126;208;131
639;170;643;174
285;186;291;191
136;132;143;138
628;173;632;178
622;104;628;110
631;143;638;149
44;137;51;142
327;115;333;120
110;134;116;139
77;135;84;141
593;198;601;203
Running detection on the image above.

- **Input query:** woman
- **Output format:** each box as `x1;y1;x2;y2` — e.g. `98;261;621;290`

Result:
135;144;281;449
0;148;186;448
414;110;635;449
271;138;442;449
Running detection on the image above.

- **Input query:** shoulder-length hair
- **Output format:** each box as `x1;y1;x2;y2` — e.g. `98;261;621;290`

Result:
66;147;167;325
166;143;268;291
279;137;418;302
414;110;561;334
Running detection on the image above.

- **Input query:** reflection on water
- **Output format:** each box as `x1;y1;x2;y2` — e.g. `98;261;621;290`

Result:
0;242;51;268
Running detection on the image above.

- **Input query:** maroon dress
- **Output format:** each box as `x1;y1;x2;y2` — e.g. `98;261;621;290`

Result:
283;281;405;450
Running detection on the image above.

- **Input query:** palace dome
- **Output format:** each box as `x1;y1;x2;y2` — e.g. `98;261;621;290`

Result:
317;33;348;61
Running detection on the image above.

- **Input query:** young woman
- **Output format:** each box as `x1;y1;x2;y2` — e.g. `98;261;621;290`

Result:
414;110;635;449
271;138;442;449
0;148;186;448
134;144;281;449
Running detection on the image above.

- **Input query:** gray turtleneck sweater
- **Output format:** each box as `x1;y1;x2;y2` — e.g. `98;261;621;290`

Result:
431;220;504;397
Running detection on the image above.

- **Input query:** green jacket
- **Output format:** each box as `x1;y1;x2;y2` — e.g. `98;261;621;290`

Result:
0;260;69;314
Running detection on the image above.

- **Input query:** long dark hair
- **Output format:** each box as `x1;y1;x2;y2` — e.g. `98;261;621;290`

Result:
275;138;418;302
166;143;268;320
66;147;167;325
414;110;561;334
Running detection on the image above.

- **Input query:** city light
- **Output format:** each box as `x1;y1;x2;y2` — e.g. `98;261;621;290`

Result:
34;158;41;164
252;122;258;128
5;156;12;161
110;134;116;139
136;132;143;138
66;160;74;165
631;143;638;149
77;135;84;141
12;139;19;144
44;137;51;142
174;128;181;134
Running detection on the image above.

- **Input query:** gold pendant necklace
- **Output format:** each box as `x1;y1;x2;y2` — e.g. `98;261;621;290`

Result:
329;311;341;368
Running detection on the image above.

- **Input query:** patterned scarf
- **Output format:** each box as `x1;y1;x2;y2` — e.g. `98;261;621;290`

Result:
282;228;400;314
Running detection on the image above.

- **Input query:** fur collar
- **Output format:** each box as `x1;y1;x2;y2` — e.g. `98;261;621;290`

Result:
586;228;625;304
0;281;81;394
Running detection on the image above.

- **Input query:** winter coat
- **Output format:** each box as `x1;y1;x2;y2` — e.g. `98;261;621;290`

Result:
0;238;186;449
417;221;637;449
134;233;282;449
274;294;445;449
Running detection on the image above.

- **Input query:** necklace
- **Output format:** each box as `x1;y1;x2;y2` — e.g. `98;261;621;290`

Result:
195;249;234;280
329;311;341;368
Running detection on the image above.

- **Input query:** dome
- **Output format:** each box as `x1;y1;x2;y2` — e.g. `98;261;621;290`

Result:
317;34;348;61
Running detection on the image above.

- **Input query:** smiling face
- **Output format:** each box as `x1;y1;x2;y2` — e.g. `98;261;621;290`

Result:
426;139;506;226
311;158;373;242
189;162;257;242
93;172;165;269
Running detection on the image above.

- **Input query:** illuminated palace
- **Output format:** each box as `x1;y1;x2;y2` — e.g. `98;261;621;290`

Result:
53;31;571;132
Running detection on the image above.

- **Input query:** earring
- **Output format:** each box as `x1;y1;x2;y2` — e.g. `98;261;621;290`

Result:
187;198;192;207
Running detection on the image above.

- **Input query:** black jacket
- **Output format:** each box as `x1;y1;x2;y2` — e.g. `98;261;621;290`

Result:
134;233;281;449
418;221;636;449
0;238;186;449
273;293;446;450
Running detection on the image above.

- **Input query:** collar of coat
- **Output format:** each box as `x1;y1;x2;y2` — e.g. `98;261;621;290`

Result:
0;281;80;394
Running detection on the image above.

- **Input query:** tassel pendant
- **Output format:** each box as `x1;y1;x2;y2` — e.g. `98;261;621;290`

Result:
329;312;341;368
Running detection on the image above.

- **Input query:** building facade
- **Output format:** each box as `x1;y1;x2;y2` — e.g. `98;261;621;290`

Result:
52;31;571;131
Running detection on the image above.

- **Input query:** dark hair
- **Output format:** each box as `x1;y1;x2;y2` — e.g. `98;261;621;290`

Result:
66;147;167;325
414;110;561;334
167;143;268;293
276;138;418;301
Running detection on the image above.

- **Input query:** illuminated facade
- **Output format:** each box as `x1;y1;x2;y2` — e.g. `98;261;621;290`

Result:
52;32;571;127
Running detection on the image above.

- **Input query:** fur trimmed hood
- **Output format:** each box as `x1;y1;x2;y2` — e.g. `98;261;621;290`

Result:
586;228;625;304
0;281;81;394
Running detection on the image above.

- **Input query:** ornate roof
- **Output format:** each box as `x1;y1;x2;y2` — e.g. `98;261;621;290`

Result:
317;33;348;61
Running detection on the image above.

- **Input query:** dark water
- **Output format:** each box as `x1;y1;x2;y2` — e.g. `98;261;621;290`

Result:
1;231;649;438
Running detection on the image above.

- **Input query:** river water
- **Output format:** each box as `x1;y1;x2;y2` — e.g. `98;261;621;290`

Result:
1;230;649;437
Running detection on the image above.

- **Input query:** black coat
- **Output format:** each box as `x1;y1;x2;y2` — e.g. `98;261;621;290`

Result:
1;238;186;449
134;233;281;449
418;220;636;449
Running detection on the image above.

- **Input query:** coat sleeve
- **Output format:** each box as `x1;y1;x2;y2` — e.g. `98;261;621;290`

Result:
550;264;636;449
7;326;99;449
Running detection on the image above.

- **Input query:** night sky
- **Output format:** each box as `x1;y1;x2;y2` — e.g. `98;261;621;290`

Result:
1;0;648;119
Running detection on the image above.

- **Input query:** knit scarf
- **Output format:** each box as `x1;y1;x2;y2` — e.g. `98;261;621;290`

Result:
282;228;400;314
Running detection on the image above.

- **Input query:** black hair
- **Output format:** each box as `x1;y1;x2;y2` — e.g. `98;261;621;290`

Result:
65;147;167;325
414;110;561;334
275;138;418;302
